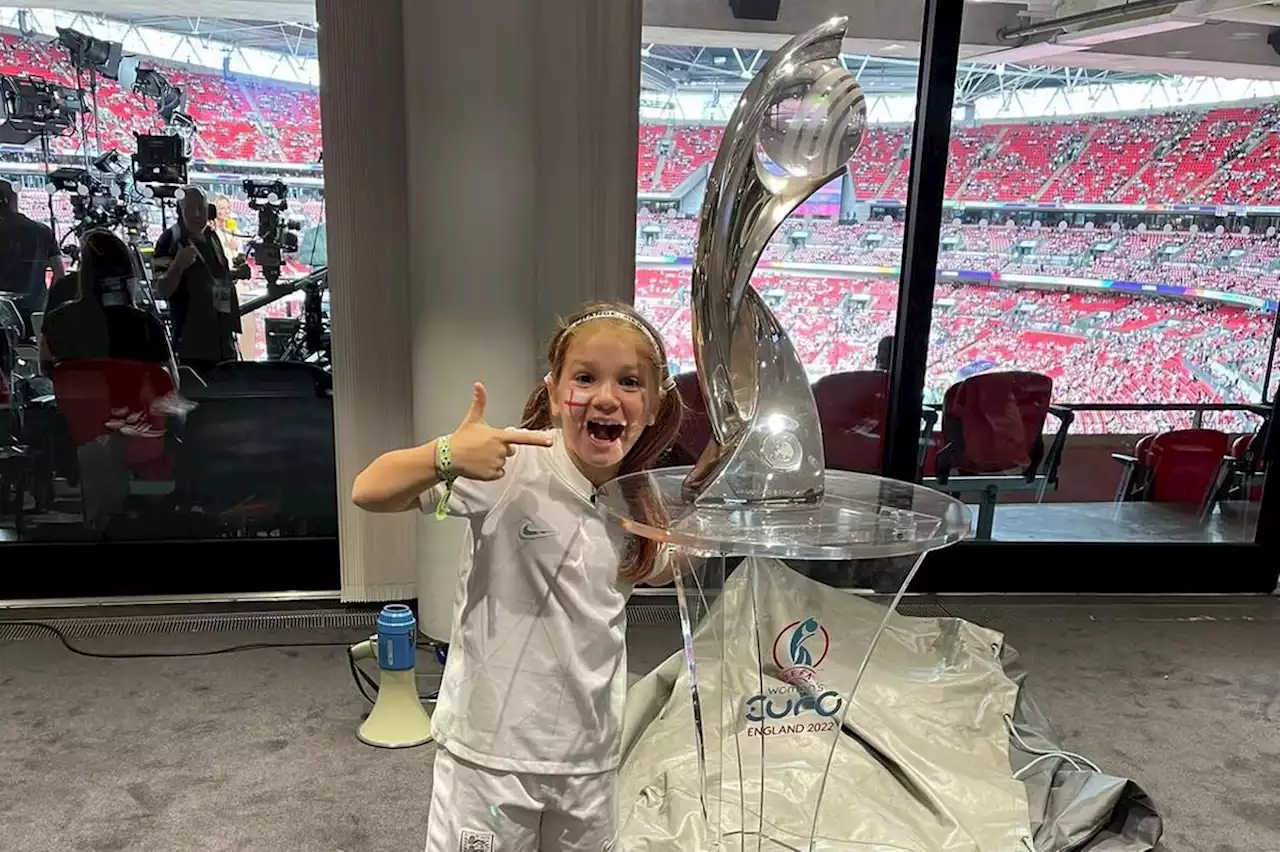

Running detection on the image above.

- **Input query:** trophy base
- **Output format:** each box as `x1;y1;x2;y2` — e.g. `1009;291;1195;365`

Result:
711;833;817;852
617;556;1026;852
595;467;970;560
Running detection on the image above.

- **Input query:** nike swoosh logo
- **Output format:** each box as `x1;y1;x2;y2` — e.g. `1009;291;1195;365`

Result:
518;521;557;540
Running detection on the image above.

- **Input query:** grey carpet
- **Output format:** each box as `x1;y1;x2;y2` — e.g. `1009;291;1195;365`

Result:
1;602;1278;852
948;606;1280;852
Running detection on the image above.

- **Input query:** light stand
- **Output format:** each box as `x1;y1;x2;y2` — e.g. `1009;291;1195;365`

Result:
56;27;123;168
38;131;59;243
0;74;82;243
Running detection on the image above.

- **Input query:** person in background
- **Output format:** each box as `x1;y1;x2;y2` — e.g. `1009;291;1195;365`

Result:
152;185;250;377
0;178;66;339
875;334;895;372
42;230;178;531
41;229;175;378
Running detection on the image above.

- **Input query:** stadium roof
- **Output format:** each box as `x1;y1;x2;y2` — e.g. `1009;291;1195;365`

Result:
108;14;317;60
639;45;1160;103
25;0;312;24
6;1;316;58
13;0;1280;88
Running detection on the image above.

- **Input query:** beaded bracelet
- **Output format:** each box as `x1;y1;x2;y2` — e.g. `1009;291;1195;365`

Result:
434;434;456;521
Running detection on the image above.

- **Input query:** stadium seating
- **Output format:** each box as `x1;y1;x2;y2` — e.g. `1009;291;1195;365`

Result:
7;31;1280;204
643;105;1280;206
636;210;1273;428
2;32;1274;441
0;35;321;163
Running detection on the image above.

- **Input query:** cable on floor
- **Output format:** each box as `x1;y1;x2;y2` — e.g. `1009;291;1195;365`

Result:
347;643;440;705
1;620;356;659
1004;713;1102;779
7;620;442;704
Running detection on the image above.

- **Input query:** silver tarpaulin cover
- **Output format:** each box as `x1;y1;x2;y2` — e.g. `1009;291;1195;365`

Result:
619;560;1163;852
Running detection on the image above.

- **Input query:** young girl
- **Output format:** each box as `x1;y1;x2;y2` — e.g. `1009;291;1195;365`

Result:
351;302;683;852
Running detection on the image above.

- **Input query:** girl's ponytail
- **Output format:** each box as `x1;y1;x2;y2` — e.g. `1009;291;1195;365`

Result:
520;380;553;430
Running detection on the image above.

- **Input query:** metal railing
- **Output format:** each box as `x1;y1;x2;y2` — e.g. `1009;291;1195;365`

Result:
1053;402;1271;430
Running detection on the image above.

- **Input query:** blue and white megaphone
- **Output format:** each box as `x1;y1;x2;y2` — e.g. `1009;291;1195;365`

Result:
349;604;433;749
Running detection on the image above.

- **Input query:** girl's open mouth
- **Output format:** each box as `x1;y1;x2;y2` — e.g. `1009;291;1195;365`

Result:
586;420;624;445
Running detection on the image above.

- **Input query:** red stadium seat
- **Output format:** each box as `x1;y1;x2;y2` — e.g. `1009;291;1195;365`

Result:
671;372;712;466
1230;432;1268;502
925;371;1073;539
935;371;1055;482
812;370;889;475
1198;426;1270;521
51;359;175;480
1147;429;1231;504
1115;428;1230;505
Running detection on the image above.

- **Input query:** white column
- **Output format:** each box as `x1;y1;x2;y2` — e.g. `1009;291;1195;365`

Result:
531;0;643;344
402;0;642;640
316;0;418;601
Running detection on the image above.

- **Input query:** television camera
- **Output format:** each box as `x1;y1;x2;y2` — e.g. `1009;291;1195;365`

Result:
47;151;145;239
244;178;301;285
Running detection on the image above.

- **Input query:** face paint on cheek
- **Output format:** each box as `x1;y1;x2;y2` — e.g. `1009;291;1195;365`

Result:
564;390;589;409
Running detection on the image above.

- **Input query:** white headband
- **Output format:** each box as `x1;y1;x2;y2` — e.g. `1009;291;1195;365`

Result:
565;310;663;355
553;310;677;392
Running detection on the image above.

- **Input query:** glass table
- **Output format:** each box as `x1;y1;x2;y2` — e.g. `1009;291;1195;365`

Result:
597;467;972;852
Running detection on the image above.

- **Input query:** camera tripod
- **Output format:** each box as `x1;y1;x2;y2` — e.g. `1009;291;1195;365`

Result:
277;278;330;368
238;266;330;369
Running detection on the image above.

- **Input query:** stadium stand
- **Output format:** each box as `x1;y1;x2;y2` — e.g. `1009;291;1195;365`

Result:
5;30;1278;207
0;34;322;162
9;29;1277;206
640;106;1280;205
2;32;1273;438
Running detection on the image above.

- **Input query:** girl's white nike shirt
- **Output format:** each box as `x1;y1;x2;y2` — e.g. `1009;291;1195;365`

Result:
422;428;645;776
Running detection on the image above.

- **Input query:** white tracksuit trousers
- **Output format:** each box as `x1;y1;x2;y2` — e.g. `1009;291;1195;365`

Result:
424;747;618;852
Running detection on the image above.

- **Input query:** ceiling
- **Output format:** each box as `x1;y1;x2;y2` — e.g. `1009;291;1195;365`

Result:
642;0;1280;81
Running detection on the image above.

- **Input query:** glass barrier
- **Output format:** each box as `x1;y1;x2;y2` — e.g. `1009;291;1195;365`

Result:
626;24;1275;553
0;27;334;548
926;73;1277;545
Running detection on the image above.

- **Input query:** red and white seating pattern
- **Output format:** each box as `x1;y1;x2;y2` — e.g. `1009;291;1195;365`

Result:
636;264;1270;435
3;32;1276;436
641;105;1280;205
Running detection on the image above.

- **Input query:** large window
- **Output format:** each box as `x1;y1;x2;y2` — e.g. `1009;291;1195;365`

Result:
0;12;334;576
629;30;1273;559
929;79;1274;545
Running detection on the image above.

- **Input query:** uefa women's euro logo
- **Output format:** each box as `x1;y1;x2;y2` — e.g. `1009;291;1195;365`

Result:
743;617;842;736
772;618;831;687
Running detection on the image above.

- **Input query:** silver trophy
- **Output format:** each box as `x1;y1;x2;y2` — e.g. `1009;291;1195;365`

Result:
684;16;867;507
